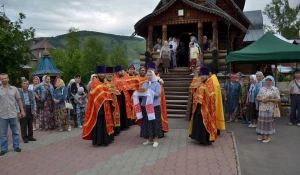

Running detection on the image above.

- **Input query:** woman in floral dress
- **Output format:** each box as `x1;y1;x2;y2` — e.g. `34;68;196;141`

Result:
33;75;55;130
256;76;280;143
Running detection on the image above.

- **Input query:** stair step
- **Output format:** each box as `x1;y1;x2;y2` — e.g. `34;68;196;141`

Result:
166;104;187;110
165;95;189;100
168;114;187;118
162;78;193;81
164;83;191;87
166;99;188;105
167;109;186;115
164;87;189;91
162;72;191;75
165;91;189;96
160;74;194;78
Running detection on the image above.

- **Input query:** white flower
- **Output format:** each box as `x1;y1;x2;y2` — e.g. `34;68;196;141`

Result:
157;77;164;85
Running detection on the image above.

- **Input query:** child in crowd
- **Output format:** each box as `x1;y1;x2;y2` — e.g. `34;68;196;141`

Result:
239;77;250;124
74;87;87;128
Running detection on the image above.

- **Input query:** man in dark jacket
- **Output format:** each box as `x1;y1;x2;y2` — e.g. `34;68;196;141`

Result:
70;74;88;127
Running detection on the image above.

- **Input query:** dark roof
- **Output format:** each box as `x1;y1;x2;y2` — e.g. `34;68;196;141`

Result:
233;0;246;10
31;57;63;76
243;29;264;42
244;10;263;30
135;0;247;34
30;39;55;51
0;13;10;22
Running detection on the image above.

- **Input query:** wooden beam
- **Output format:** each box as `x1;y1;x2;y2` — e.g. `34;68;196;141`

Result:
198;22;203;49
212;21;218;50
162;24;168;42
147;26;154;49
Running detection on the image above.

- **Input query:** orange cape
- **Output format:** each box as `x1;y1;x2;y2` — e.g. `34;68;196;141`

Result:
210;75;225;130
105;79;121;127
112;73;139;119
82;78;115;140
188;78;217;141
156;73;168;132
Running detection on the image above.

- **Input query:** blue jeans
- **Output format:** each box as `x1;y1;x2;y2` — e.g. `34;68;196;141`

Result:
0;118;5;140
0;117;20;151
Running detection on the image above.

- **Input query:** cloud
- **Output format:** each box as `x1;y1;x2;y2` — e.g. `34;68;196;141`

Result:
2;0;299;37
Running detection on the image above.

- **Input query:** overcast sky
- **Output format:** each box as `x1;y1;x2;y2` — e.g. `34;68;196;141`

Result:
2;0;299;37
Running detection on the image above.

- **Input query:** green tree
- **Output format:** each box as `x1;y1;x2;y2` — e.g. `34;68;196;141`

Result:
0;13;35;85
66;27;81;58
263;0;300;39
109;44;128;68
81;36;108;82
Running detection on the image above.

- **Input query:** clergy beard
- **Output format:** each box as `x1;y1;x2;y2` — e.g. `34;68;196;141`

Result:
200;75;208;83
140;73;146;77
98;77;105;82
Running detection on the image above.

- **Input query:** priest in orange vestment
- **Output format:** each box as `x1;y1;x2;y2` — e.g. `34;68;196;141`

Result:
105;67;121;136
189;67;217;145
146;61;168;133
113;65;139;130
82;66;115;146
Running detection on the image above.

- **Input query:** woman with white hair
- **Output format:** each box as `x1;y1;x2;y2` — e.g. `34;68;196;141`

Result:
256;76;280;143
248;75;258;127
140;70;163;148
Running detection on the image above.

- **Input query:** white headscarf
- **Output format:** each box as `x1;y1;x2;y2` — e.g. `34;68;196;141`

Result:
250;74;257;84
68;79;75;87
148;70;157;84
42;75;50;86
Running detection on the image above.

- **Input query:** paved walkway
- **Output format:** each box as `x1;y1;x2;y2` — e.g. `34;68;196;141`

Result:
0;119;238;175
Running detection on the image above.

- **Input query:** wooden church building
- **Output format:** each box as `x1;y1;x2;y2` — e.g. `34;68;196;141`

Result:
134;0;264;74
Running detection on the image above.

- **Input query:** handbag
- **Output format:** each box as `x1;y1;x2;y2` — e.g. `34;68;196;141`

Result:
61;87;73;109
274;104;281;118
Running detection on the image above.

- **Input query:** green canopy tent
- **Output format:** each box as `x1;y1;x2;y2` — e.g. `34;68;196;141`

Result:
225;32;300;64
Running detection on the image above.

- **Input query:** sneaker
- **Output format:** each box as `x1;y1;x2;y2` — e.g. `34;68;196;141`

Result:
251;124;257;128
287;123;294;126
248;124;253;128
0;150;7;156
190;73;194;76
78;125;83;129
33;128;36;131
59;129;63;132
262;139;271;143
143;141;153;145
247;121;251;124
14;148;21;152
68;126;72;132
297;123;300;127
153;142;159;148
257;137;265;141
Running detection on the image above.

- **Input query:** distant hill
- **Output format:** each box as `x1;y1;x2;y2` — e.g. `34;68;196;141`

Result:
38;30;146;62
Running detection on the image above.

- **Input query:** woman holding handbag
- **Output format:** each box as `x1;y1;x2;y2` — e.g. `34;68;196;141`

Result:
256;76;280;143
33;75;55;130
53;79;71;132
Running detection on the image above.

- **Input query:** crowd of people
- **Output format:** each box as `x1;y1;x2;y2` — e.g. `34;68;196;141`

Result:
147;35;212;75
0;61;170;156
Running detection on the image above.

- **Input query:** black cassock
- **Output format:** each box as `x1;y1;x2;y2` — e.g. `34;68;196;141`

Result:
92;106;114;146
119;91;133;130
189;103;212;145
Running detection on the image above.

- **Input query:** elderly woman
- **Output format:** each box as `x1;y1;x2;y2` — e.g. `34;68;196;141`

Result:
256;76;280;143
159;41;171;73
248;75;258;128
224;74;241;122
29;76;41;130
53;79;70;131
87;74;97;92
140;70;163;148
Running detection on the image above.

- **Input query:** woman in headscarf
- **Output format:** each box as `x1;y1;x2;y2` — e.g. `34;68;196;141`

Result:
87;74;97;92
53;79;70;131
140;70;163;148
248;75;258;128
33;75;55;130
256;76;280;143
29;76;41;130
159;41;171;73
224;74;241;122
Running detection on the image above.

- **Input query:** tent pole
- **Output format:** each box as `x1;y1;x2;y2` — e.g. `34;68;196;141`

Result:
275;64;277;86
